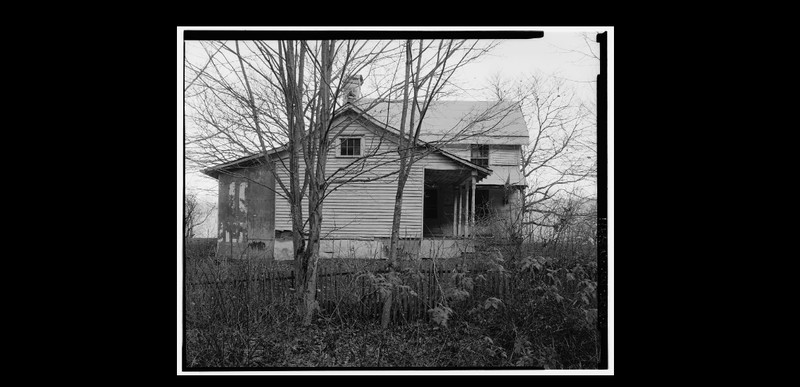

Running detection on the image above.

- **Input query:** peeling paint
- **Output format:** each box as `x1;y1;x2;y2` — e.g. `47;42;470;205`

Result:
239;182;248;215
216;167;275;259
228;182;236;209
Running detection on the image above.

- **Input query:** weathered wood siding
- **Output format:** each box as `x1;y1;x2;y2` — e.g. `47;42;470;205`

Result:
216;166;275;259
272;114;427;238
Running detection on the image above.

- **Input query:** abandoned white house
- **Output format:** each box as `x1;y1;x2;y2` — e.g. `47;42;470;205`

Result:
201;76;530;260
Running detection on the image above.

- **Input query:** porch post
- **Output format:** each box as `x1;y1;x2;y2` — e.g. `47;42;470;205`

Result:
460;184;465;237
459;183;464;237
470;173;476;237
454;185;460;237
464;181;470;238
453;186;458;236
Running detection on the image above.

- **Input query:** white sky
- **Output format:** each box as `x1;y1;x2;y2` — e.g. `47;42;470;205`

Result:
181;27;607;237
453;30;601;99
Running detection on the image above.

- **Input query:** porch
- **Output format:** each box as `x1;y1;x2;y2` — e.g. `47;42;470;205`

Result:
422;168;520;240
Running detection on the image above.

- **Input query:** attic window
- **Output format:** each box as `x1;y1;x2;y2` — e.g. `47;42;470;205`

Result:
340;137;361;157
471;144;489;167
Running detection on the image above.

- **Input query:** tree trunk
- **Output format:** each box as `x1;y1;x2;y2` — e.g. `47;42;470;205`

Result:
382;155;410;328
382;40;414;329
297;39;333;326
387;155;410;263
301;205;322;325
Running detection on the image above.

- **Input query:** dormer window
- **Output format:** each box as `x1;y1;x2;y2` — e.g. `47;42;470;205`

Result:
470;144;489;167
340;137;362;157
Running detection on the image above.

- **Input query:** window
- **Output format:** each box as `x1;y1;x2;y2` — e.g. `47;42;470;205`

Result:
424;189;438;219
340;137;361;156
471;144;489;167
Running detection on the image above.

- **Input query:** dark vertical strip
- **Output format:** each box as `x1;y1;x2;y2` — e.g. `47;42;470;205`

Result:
417;272;422;320
596;31;609;371
181;40;187;371
360;276;365;320
333;269;338;312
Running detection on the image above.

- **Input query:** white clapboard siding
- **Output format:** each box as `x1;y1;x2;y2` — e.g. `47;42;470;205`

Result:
273;116;425;238
420;151;469;170
440;144;521;166
488;145;523;166
273;155;309;232
440;144;471;159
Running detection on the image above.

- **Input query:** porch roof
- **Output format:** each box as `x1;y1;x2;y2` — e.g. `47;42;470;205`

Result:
424;168;475;187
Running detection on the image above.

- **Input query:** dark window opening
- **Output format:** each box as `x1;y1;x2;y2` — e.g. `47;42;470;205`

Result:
471;144;489;167
340;138;361;156
424;189;438;219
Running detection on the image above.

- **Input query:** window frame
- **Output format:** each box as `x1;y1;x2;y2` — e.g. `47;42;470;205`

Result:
338;136;364;158
470;144;489;167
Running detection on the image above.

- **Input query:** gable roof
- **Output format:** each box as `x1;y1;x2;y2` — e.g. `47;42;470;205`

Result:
356;100;529;145
333;103;495;175
201;99;527;180
200;107;493;180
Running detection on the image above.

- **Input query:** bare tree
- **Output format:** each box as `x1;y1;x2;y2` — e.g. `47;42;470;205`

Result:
185;39;403;325
506;74;596;242
184;192;215;242
379;39;502;328
476;69;598;251
530;190;597;257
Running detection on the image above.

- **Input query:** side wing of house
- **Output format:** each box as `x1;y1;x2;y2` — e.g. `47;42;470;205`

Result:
215;164;276;259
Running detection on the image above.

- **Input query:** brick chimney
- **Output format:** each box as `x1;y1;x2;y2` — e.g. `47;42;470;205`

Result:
343;74;362;104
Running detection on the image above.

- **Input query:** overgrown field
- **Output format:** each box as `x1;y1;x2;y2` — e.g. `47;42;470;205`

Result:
183;243;601;369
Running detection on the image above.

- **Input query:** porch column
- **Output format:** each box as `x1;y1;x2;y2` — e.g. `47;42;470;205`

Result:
470;173;476;237
454;185;460;237
459;184;465;237
464;181;470;238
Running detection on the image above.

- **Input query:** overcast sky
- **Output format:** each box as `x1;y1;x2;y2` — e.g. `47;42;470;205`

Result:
181;27;607;237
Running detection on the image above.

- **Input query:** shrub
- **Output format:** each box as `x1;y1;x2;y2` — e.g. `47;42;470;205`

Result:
183;240;601;368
